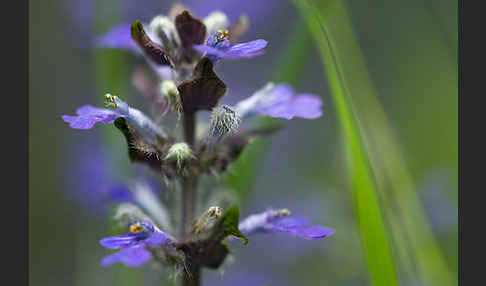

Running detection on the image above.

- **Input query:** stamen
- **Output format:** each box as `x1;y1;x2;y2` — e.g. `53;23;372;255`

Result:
129;223;144;233
276;209;291;217
104;93;121;109
216;29;229;41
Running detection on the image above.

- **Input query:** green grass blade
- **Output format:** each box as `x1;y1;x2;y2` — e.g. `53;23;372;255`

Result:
293;1;399;285
294;0;456;285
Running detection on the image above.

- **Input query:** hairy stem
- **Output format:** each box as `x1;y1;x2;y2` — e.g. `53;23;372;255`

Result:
182;264;200;286
181;177;197;237
183;112;195;146
180;111;200;286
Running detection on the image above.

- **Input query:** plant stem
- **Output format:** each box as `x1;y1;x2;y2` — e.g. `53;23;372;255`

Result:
180;111;200;286
183;112;195;146
181;176;197;238
182;264;200;286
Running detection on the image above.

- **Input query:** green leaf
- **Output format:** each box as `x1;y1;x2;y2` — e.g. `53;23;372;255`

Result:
218;205;248;245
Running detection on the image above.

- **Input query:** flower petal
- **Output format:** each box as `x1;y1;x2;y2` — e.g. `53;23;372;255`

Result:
100;245;152;267
144;231;170;247
236;209;334;240
257;84;323;119
62;105;123;129
194;39;267;60
225;39;267;56
269;217;335;240
287;94;323;119
259;95;323;119
99;233;142;249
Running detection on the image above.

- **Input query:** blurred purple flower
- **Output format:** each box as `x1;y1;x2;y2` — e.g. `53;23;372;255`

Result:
235;82;323;120
193;31;267;62
100;221;174;267
185;0;281;25
96;23;137;51
236;208;334;240
66;136;118;214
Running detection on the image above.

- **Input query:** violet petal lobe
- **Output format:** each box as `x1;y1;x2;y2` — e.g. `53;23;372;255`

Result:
61;105;123;129
144;231;169;247
193;39;267;60
269;216;335;240
100;245;152;267
257;83;323;119
225;39;267;57
259;94;323;119
99;233;143;249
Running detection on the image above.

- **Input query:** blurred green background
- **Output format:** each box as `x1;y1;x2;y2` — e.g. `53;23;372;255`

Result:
29;0;457;285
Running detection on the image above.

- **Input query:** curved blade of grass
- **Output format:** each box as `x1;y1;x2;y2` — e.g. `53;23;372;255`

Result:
293;1;399;285
294;0;455;285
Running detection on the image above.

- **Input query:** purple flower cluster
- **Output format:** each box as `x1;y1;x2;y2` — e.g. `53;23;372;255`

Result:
62;3;332;284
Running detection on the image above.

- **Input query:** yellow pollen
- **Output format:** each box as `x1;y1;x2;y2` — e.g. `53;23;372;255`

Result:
216;30;229;41
104;93;115;103
130;224;143;233
277;209;291;217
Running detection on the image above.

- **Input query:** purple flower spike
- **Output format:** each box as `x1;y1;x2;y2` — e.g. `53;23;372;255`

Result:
101;245;152;267
61;105;124;129
193;30;267;62
236;209;334;240
235;82;323;120
99;221;174;268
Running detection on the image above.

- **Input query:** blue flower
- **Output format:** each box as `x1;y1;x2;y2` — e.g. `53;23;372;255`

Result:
235;82;323;120
193;30;267;62
62;93;167;143
234;208;334;240
99;221;175;267
61;105;122;129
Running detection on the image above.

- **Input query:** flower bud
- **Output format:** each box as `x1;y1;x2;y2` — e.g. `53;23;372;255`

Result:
113;203;153;231
149;15;180;47
164;142;194;170
160;80;182;114
203;11;229;36
209;105;240;141
193;206;223;234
